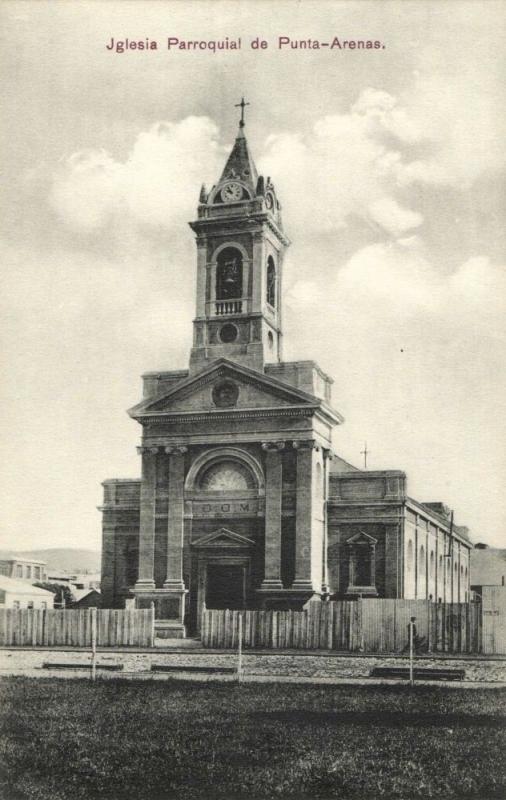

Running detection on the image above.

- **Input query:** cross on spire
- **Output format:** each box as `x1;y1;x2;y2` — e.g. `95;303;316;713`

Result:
235;96;250;128
360;442;370;470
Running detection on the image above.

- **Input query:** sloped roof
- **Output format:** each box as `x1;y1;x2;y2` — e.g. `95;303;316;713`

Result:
219;126;258;189
329;455;360;473
72;588;101;603
0;576;55;596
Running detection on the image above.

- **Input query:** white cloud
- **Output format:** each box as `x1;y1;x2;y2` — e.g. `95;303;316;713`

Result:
260;95;411;236
52;96;425;242
51;117;224;232
288;243;506;328
368;197;423;237
351;88;423;145
50;81;505;252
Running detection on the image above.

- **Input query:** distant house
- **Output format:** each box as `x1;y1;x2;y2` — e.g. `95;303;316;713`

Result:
471;544;506;596
46;572;73;587
72;588;101;609
0;576;54;609
0;557;47;583
70;572;101;591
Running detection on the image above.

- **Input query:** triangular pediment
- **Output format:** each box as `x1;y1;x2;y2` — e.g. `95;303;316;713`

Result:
346;531;378;546
192;527;255;548
129;358;322;419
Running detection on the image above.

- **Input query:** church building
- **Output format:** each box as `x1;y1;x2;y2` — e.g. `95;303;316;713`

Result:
100;105;472;637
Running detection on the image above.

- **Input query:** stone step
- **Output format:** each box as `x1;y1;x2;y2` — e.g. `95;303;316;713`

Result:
154;637;202;649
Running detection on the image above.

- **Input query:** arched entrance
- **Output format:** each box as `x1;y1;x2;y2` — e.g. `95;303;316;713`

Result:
185;448;264;631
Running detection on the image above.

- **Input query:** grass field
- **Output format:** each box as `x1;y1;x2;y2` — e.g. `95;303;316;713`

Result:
0;678;505;800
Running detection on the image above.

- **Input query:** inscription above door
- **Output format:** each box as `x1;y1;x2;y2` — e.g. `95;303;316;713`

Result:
191;498;261;517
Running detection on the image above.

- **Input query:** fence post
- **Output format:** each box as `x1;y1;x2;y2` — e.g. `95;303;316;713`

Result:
409;616;415;686
358;597;364;652
31;609;37;648
150;601;155;647
237;613;243;682
90;607;97;682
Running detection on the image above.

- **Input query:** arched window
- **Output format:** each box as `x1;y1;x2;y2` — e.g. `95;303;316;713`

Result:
216;248;243;300
266;256;276;308
430;550;435;578
198;460;256;493
438;554;443;572
420;545;425;567
407;540;414;571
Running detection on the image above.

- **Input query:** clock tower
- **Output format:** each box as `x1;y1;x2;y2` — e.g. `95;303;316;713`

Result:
189;102;290;375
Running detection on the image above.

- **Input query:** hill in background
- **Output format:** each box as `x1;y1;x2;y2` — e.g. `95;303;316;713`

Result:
0;548;101;575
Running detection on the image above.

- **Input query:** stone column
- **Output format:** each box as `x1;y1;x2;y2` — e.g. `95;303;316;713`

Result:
321;448;333;594
292;440;317;591
259;441;284;591
195;235;208;317
251;230;265;312
134;446;159;590
164;445;188;590
384;523;401;598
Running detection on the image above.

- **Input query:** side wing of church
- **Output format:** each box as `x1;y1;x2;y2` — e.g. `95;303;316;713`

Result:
100;108;471;637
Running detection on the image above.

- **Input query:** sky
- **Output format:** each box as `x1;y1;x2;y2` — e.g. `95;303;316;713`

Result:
0;0;505;551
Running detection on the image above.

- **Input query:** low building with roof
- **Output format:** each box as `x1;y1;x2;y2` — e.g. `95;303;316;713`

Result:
71;588;102;608
0;576;55;609
0;557;47;583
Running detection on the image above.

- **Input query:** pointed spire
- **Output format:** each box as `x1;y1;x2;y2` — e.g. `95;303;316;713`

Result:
218;97;258;189
219;133;258;187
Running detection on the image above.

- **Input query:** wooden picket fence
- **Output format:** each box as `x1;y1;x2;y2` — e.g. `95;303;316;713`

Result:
0;608;154;648
202;599;493;654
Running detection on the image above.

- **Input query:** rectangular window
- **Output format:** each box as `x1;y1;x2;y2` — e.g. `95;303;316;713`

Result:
27;601;34;610
26;566;32;578
16;565;23;578
34;567;41;579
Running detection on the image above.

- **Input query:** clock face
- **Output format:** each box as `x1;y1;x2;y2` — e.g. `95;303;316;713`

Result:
222;182;243;202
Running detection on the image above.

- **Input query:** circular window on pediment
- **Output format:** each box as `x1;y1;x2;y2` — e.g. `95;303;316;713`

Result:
199;460;255;492
212;380;239;408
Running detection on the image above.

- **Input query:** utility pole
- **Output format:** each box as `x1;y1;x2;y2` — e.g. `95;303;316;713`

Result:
360;442;369;470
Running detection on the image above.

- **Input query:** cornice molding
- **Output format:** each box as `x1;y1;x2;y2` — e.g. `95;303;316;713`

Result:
137;406;318;425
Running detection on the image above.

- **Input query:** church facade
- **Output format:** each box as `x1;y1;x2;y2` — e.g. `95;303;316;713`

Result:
100;110;472;637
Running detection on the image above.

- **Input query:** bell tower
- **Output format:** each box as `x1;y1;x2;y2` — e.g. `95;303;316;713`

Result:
189;99;290;375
